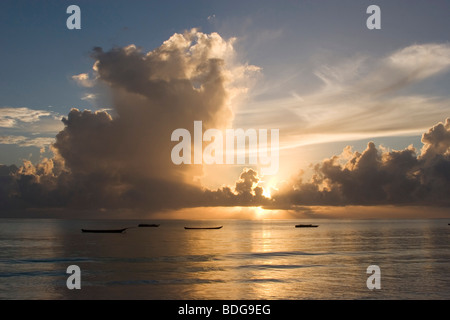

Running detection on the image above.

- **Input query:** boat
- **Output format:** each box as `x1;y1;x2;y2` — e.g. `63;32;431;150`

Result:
138;224;160;227
184;226;223;230
295;224;319;228
81;228;128;233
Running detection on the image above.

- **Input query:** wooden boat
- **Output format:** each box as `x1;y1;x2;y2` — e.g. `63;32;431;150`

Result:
184;226;223;230
295;224;319;228
138;224;160;227
81;228;127;233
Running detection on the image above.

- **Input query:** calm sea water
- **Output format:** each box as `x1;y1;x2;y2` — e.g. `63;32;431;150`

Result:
0;218;449;300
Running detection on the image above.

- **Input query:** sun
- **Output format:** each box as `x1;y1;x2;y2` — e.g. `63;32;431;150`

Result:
261;179;278;199
254;206;267;219
262;187;272;198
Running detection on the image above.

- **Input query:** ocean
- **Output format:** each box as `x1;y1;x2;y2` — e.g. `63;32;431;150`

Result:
0;218;449;300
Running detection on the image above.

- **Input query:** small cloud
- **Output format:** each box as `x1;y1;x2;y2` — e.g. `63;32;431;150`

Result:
72;73;96;88
81;93;97;101
0;107;55;128
96;107;113;113
0;135;55;148
0;107;63;135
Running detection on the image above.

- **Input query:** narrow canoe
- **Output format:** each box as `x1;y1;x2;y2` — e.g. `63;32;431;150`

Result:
138;224;160;227
295;224;319;228
184;226;223;230
81;228;127;233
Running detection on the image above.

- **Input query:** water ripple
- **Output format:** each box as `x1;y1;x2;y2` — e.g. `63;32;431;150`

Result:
227;251;332;259
0;270;64;278
235;264;323;270
1;257;92;264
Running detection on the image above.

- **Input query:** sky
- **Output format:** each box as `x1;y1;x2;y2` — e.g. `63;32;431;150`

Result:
1;0;450;218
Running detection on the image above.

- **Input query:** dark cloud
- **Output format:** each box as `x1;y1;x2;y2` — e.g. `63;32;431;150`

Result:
204;168;271;207
272;118;450;207
2;112;450;213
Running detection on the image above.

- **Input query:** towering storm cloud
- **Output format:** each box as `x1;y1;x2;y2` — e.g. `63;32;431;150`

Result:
1;30;265;212
52;29;262;209
57;30;254;184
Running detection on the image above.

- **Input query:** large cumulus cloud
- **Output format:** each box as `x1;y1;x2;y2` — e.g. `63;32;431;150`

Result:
0;30;268;213
58;30;249;184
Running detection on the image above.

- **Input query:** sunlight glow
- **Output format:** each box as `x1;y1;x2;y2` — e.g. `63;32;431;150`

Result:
254;207;267;219
262;187;271;199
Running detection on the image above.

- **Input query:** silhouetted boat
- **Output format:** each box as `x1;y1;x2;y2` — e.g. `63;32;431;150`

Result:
184;226;223;230
295;224;319;228
138;224;160;227
81;228;127;233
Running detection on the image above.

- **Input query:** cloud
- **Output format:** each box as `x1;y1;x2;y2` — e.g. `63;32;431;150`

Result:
0;107;62;151
237;43;450;150
59;30;255;183
0;107;63;138
7;118;449;212
0;118;16;128
71;73;96;88
420;118;450;161
0;30;264;212
386;44;450;83
0;107;59;128
0;136;55;148
204;168;271;206
272;118;450;207
81;93;97;101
